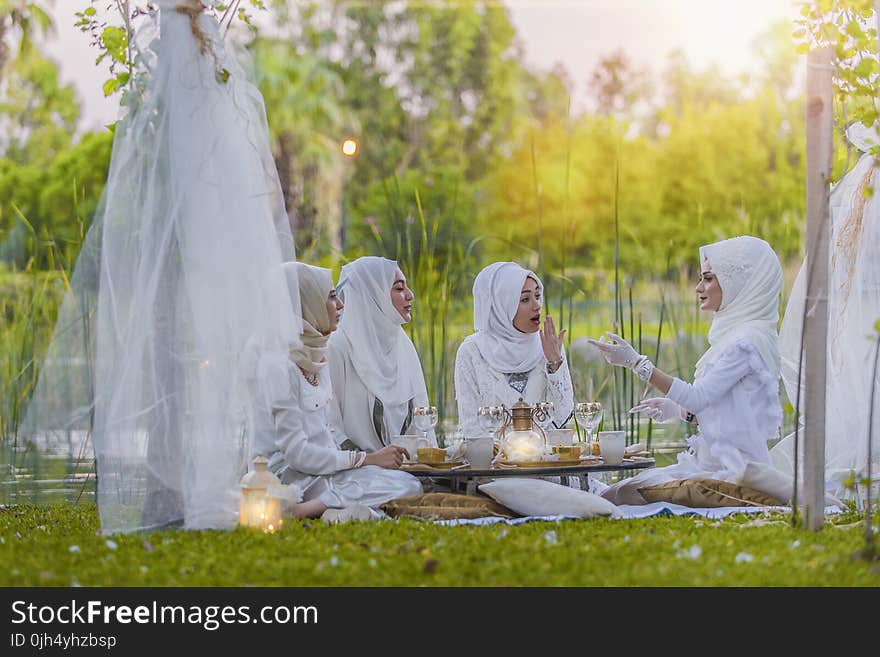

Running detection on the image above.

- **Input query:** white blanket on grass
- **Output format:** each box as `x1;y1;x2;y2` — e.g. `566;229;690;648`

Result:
431;503;844;526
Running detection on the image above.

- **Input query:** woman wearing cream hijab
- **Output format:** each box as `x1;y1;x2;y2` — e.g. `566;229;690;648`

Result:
327;256;437;451
589;236;784;504
454;261;574;437
251;262;421;520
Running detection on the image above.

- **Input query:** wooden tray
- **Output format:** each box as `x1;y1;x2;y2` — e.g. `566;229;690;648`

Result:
402;460;466;470
497;458;583;468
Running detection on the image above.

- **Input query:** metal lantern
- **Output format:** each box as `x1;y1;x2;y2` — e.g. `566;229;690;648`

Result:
239;455;284;533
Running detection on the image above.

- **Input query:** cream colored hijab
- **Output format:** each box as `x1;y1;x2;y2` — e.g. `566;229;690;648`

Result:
287;262;334;374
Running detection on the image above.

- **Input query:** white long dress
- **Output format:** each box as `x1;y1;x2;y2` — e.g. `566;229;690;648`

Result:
454;335;574;436
251;364;422;508
326;339;437;452
601;338;781;505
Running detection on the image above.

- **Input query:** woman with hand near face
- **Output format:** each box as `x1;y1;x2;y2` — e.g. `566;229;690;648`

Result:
589;236;783;505
327;256;437;452
454;262;574;438
251;262;421;520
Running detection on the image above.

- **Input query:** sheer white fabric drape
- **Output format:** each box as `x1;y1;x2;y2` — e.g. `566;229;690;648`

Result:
21;5;302;532
773;122;880;496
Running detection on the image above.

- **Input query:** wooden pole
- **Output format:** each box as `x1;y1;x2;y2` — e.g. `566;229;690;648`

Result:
803;47;833;531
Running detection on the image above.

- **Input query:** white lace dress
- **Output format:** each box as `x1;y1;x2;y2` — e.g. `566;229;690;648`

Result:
251;365;423;509
600;338;781;505
454;335;574;436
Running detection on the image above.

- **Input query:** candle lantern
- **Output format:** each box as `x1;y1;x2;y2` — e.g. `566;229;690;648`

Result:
239;455;284;533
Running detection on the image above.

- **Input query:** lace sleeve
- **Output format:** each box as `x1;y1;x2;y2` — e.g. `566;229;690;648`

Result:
454;342;483;437
546;356;574;427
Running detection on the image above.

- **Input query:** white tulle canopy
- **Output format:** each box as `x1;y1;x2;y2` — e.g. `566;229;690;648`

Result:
773;122;880;496
22;5;302;532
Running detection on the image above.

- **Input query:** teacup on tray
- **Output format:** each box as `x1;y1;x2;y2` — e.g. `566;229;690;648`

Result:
551;444;581;459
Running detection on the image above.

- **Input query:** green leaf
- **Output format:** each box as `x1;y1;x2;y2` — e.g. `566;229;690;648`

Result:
100;26;129;66
854;58;877;79
215;68;230;84
84;7;96;16
102;77;119;97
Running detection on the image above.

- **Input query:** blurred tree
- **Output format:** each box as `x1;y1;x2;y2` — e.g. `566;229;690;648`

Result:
0;0;52;78
252;37;356;258
588;49;653;123
0;47;79;165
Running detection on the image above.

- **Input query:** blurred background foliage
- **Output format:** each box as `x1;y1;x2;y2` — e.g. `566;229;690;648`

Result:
1;0;877;438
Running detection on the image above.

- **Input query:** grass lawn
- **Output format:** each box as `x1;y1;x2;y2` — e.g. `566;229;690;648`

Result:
2;503;878;586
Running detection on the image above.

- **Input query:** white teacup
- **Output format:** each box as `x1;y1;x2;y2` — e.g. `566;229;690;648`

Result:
390;435;429;462
547;428;574;446
598;431;626;465
463;435;494;469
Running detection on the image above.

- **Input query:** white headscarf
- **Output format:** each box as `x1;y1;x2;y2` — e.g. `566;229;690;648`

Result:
694;236;782;380
331;256;427;406
472;261;545;374
288;262;334;374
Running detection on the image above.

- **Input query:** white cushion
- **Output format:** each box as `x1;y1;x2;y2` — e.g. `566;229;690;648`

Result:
734;461;843;507
479;478;622;519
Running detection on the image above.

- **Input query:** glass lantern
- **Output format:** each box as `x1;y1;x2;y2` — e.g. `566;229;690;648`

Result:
239;455;284;533
498;398;547;462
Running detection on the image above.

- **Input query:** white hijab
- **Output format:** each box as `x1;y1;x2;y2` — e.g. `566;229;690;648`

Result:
288;262;333;374
331;256;427;407
694;236;782;380
472;261;545;374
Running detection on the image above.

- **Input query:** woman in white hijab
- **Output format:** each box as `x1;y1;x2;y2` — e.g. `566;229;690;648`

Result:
251;262;422;520
589;236;783;504
327;256;437;452
454;262;574;437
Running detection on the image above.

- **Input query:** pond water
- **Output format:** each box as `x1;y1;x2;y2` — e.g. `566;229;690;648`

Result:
1;434;95;505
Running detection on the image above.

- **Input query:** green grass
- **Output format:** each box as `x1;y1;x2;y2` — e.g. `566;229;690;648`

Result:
2;503;877;586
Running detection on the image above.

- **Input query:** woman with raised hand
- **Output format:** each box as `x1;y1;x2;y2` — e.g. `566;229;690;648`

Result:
252;263;422;521
454;261;573;438
327;256;437;452
589;236;783;505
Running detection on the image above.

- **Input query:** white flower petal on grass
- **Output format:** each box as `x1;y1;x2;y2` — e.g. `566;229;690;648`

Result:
68;545;80;553
496;528;508;540
543;530;558;545
676;545;702;560
329;556;338;567
791;540;800;549
105;539;118;550
735;552;754;564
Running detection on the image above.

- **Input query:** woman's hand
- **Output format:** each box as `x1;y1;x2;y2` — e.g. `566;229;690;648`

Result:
541;315;567;372
363;445;408;469
629;397;684;423
587;331;642;369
